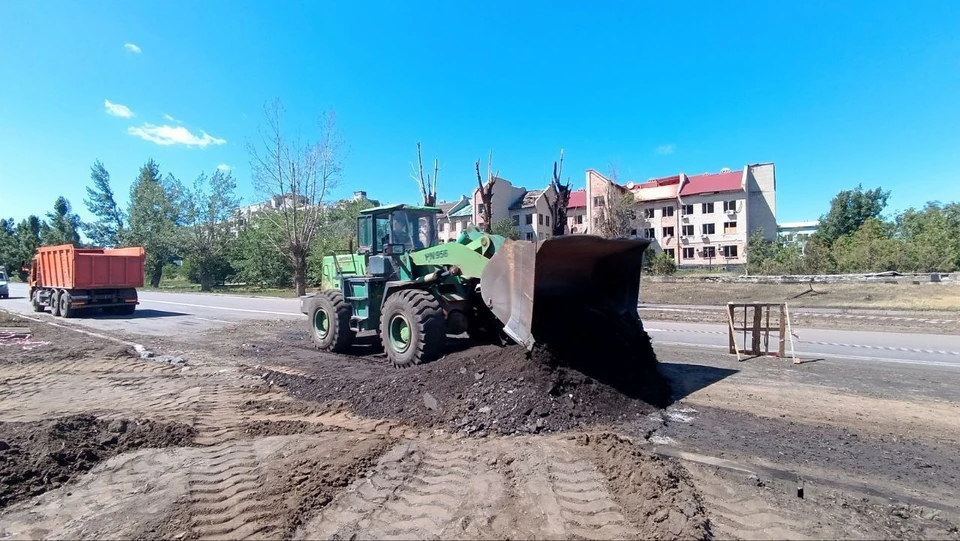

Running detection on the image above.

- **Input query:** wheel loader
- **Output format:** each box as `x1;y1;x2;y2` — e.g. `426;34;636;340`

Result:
300;203;654;369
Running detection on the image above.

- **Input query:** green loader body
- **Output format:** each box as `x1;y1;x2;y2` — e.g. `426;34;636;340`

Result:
300;203;652;368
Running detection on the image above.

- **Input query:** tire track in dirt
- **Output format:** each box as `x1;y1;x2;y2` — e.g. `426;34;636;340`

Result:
544;452;638;540
186;440;280;541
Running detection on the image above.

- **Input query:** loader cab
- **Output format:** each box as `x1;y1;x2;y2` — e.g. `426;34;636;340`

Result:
356;204;441;256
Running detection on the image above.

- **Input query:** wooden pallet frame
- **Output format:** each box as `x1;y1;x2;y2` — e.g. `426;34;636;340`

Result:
726;302;798;363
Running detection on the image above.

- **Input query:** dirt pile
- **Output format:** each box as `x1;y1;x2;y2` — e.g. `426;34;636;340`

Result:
0;414;195;508
261;341;669;437
577;432;711;540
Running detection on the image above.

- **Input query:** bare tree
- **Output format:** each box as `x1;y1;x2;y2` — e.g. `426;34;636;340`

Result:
475;151;497;233
594;180;636;238
410;142;439;206
247;98;344;296
546;149;571;236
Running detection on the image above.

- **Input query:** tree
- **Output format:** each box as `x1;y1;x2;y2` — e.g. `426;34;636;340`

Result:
229;214;292;289
831;218;901;273
0;218;19;276
894;202;960;272
647;249;677;275
815;184;891;246
491;218;521;240
14;216;41;279
545;149;571;236
410;142;439;207
82;160;126;247
180;169;240;291
475;151;497;233
42;196;82;246
247;98;344;296
593;182;635;238
124;159;184;287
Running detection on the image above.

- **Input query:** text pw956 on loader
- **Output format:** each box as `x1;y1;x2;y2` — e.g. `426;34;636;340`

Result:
300;204;653;371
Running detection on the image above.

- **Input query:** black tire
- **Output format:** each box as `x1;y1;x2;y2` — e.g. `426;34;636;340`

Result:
60;292;77;318
309;290;354;353
116;304;136;316
379;289;446;368
31;296;44;312
50;290;62;317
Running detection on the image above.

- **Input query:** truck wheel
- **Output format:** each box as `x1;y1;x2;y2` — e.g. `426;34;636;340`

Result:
116;304;136;316
309;290;354;352
50;290;62;317
379;289;445;368
60;293;77;318
31;291;44;312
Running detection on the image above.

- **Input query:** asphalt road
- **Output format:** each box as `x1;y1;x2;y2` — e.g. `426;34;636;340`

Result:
3;282;958;368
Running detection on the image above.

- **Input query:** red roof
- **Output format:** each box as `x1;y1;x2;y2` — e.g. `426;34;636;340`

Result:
680;170;742;196
633;175;680;190
568;189;586;208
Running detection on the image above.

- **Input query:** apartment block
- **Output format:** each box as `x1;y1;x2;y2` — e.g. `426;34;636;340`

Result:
566;189;587;234
436;195;474;242
585;163;777;268
473;177;559;240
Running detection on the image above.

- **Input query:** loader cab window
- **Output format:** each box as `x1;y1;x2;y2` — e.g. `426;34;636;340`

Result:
357;215;373;253
385;210;438;252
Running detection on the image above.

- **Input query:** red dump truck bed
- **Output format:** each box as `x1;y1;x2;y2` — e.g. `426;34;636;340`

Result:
33;244;146;289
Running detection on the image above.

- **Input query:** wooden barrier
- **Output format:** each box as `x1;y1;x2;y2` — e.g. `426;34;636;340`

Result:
726;302;798;363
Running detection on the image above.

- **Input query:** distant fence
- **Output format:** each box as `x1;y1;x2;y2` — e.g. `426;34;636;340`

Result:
646;271;957;285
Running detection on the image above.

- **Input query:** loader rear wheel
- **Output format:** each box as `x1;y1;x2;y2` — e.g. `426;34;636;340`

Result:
380;289;445;368
310;290;354;353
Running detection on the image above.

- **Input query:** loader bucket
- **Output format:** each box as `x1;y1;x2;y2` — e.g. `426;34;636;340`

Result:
480;235;652;350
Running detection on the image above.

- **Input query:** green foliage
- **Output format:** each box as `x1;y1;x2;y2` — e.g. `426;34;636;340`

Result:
41;196;82;246
123;159;184;287
815;184;890;246
82;160;126;247
491;218;521;240
0;218;19;277
307;198;376;286
229;214;292;289
179;169;240;291
14;217;41;279
894;202;960;272
647;249;677;275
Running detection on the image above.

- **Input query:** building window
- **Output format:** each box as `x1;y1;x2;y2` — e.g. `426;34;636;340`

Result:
644;228;655;239
702;202;714;214
593;196;605;207
722;245;739;258
662;226;675;237
723;200;737;212
682;204;694;215
512;215;520;226
576;215;583;224
478;204;485;215
626;208;637;220
664;249;675;259
525;232;534;240
702;246;716;258
702;223;715;235
683;247;695;259
525;214;533;225
662;206;674;217
723;221;737;234
546;215;551;227
643;208;655;219
538;214;543;225
682;225;694;236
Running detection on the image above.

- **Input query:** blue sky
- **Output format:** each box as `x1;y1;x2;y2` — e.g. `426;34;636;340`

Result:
1;1;958;229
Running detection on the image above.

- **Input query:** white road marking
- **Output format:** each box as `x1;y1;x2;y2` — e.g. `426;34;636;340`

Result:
193;317;232;324
141;299;300;317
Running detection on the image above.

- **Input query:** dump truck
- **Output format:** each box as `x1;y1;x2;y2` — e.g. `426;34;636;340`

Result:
300;204;653;370
28;244;146;318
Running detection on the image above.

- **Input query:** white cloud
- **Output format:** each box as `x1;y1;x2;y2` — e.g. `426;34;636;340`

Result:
127;123;226;148
217;164;231;171
123;42;142;54
163;113;181;123
654;144;676;155
104;99;134;118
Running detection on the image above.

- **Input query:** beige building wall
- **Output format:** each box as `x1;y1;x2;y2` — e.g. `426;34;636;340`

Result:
567;207;587;233
676;192;748;265
744;163;777;241
472;178;526;229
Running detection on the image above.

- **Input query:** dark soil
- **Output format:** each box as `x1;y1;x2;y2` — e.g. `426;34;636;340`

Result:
256;339;669;437
0;414;195;508
241;419;340;439
577;432;711;540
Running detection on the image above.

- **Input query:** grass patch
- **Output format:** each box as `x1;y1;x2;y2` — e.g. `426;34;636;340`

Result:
640;279;960;311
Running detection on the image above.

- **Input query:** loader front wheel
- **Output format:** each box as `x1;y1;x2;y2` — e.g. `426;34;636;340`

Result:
310;290;354;353
380;289;445;368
